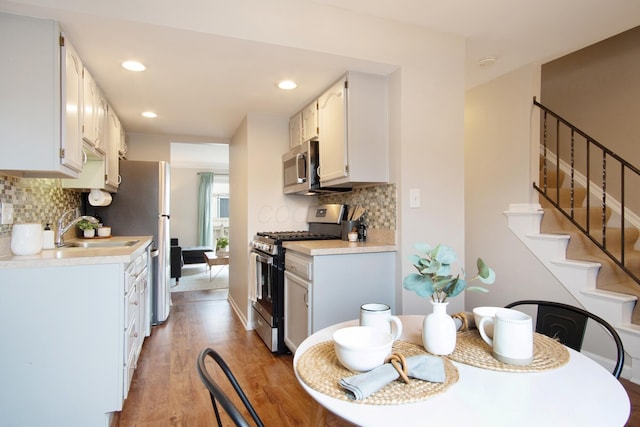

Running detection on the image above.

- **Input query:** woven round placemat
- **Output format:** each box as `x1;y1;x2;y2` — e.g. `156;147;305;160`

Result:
448;330;569;372
296;340;459;405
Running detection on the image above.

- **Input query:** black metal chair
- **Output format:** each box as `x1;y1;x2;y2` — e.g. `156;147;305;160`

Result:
504;300;625;378
196;348;265;427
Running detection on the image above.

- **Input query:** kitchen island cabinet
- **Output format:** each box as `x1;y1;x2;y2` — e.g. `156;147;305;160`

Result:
0;238;151;427
283;243;396;352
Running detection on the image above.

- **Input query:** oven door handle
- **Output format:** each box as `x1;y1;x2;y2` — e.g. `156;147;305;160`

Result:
252;250;274;265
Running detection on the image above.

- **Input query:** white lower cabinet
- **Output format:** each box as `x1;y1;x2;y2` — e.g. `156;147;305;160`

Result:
284;250;395;352
0;247;150;426
284;269;311;353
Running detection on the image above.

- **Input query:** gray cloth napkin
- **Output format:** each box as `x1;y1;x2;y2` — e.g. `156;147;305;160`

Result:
339;355;445;400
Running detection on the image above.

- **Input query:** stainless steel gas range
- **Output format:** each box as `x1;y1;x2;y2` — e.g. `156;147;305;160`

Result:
250;204;344;353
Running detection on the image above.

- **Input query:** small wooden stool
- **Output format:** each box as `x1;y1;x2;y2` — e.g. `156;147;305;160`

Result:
203;251;229;280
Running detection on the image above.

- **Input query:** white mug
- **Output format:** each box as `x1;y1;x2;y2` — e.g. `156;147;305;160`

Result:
472;306;506;339
478;308;533;365
359;303;403;341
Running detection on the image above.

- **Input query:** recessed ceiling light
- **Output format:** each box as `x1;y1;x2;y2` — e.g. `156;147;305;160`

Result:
122;60;146;72
278;80;297;90
141;111;157;118
478;56;497;67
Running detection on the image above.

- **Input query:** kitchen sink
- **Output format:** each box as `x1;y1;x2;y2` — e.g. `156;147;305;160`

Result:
63;240;140;248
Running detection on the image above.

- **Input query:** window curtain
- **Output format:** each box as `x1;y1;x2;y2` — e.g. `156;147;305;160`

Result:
197;172;215;246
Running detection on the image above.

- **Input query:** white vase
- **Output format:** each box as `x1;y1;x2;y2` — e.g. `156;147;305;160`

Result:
83;229;95;238
422;300;457;355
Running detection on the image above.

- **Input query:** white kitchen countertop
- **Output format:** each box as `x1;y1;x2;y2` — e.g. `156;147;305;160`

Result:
0;236;153;269
283;239;397;256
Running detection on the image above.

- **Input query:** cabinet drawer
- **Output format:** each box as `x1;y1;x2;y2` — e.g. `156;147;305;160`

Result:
125;282;139;326
284;252;312;281
123;332;137;399
124;315;140;367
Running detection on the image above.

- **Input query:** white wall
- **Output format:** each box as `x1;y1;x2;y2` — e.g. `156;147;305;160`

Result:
464;64;579;310
170;167;214;247
228;112;315;326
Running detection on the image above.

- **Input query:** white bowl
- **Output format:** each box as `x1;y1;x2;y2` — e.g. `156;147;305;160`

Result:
333;326;393;372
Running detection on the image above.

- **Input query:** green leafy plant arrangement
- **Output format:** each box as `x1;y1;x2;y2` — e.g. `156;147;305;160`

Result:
403;243;496;303
216;237;229;250
77;219;98;231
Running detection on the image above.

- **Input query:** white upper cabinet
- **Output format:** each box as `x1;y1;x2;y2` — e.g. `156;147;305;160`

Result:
301;100;319;142
62;41;85;173
318;71;388;188
289;100;319;149
82;68;106;154
82;68;97;147
318;78;348;183
0;12;84;177
62;103;120;192
105;105;121;189
289;111;303;149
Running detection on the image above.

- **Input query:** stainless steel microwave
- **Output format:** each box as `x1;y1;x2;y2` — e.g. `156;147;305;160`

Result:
282;140;319;195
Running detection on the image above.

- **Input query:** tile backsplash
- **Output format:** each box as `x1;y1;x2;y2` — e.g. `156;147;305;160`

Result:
318;183;397;240
0;174;82;246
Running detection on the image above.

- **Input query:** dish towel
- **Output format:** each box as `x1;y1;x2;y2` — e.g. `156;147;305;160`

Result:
339;355;445;400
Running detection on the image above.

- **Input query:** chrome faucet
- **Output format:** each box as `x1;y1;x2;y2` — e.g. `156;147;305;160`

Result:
55;208;99;247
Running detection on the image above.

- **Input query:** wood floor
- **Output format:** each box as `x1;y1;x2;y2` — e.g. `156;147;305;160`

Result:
116;290;640;426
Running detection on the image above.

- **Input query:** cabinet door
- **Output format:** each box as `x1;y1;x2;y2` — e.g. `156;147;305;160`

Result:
284;271;311;353
289;112;302;148
82;68;97;147
61;39;84;173
94;88;108;152
318;77;348;183
105;106;121;189
301;100;318;142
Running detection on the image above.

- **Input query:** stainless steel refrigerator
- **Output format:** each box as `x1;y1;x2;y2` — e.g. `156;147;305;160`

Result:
91;160;171;324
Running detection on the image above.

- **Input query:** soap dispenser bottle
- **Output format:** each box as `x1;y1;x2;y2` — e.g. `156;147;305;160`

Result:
42;223;55;249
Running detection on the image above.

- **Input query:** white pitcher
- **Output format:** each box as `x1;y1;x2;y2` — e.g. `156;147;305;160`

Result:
478;308;533;365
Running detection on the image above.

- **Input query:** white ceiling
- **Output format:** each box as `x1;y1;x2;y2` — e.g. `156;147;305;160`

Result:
1;0;639;143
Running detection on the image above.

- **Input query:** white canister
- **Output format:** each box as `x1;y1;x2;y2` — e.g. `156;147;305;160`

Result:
11;223;44;255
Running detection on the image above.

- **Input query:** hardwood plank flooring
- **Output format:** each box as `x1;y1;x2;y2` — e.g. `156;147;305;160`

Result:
116;290;354;426
116;290;640;426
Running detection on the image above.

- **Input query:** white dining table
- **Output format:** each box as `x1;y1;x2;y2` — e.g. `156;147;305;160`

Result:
293;315;631;427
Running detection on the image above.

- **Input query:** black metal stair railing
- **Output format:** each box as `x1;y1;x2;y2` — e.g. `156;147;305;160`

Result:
533;96;640;287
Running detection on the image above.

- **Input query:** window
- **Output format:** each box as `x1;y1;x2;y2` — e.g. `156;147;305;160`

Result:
216;195;229;218
212;174;229;241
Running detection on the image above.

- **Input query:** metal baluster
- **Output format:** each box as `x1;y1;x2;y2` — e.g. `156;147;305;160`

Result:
570;129;575;219
602;149;607;249
555;117;560;205
543;111;548;192
621;165;626;266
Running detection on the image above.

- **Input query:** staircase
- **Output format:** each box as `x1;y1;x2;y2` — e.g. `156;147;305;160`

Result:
506;161;640;383
505;98;640;382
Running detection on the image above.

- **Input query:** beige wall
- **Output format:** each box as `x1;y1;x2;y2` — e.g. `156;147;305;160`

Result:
125;133;171;162
464;64;579;310
541;26;640;215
